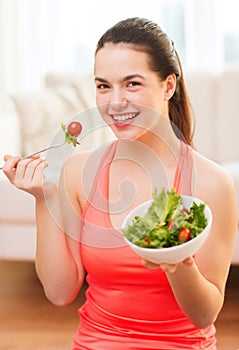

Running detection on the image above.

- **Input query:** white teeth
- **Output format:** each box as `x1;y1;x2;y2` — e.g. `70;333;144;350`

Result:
112;113;137;121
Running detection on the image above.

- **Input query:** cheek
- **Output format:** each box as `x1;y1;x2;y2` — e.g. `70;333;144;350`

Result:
96;93;105;106
133;91;155;107
96;94;112;116
96;93;106;106
96;98;109;122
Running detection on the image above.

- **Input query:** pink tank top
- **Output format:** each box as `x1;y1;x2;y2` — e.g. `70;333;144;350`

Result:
73;141;216;350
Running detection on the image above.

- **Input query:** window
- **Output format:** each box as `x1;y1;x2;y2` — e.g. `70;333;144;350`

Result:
220;0;239;65
160;0;239;71
56;0;239;74
1;0;239;98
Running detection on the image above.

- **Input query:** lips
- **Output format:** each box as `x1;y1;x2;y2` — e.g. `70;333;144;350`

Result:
110;113;139;128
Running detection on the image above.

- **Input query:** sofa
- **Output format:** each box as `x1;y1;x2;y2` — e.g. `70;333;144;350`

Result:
0;70;238;263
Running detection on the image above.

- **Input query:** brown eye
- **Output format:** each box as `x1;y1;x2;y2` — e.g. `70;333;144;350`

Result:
97;83;110;89
127;81;140;87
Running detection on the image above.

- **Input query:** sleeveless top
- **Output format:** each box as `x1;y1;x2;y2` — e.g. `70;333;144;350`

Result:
73;141;216;350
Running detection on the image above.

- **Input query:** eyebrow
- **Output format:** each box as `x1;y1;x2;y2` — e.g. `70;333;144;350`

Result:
95;74;145;83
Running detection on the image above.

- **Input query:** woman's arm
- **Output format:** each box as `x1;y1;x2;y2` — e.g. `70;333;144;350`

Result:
145;161;238;328
34;184;85;306
3;155;86;306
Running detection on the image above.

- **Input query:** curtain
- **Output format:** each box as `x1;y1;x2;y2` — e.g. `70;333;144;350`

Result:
0;0;59;108
0;0;238;110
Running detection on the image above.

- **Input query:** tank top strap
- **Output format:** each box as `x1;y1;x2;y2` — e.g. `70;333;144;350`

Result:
81;141;118;219
173;141;193;196
98;141;118;200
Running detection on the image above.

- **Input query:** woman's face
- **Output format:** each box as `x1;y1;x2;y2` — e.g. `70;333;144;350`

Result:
94;43;175;141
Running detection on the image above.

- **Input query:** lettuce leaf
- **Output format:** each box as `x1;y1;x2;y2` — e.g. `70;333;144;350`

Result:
122;188;208;248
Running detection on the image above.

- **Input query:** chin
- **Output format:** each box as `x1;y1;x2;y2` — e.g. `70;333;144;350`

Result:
111;125;148;142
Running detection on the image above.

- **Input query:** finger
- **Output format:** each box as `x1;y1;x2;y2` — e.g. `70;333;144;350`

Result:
23;154;41;160
142;258;160;270
28;160;48;185
3;154;14;162
2;156;21;181
12;159;47;196
16;157;43;179
3;155;21;169
159;263;177;273
26;161;48;197
183;256;194;266
142;258;177;273
20;158;46;183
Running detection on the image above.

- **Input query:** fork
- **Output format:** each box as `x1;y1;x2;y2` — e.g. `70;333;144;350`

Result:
0;140;66;170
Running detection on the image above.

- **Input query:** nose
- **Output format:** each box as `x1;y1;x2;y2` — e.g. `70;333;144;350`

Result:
111;100;128;111
110;88;128;110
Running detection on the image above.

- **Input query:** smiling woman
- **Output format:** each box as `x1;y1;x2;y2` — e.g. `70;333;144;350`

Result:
1;14;238;350
13;18;237;350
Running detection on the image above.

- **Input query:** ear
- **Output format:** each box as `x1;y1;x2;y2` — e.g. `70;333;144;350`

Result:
164;74;177;100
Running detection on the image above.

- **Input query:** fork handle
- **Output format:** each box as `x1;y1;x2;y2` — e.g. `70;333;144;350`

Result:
0;140;66;170
21;140;66;159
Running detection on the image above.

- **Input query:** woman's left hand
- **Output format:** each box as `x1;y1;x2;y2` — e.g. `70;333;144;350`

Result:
142;256;194;273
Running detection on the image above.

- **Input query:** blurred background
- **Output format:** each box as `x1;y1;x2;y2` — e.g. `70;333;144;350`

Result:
0;0;239;99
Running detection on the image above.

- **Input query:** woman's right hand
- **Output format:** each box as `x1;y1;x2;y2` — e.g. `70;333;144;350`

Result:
2;154;48;199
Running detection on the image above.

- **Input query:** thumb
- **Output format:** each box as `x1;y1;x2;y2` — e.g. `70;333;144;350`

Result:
3;154;13;162
183;256;194;266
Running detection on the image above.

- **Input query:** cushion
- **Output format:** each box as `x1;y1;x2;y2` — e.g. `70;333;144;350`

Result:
45;72;96;109
0;179;35;223
216;69;239;163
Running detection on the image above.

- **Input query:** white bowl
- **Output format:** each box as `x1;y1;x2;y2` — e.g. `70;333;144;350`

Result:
122;195;213;264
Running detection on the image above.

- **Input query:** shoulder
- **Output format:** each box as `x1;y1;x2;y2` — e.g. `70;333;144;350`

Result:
193;151;232;183
62;143;114;206
192;150;235;197
64;142;113;179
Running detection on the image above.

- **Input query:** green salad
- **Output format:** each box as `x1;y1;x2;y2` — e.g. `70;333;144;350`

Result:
122;188;208;248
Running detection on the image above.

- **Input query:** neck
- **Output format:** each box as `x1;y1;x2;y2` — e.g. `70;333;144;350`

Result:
138;116;181;164
116;135;181;171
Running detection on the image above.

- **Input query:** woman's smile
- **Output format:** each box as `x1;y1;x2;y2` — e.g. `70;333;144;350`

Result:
110;112;139;127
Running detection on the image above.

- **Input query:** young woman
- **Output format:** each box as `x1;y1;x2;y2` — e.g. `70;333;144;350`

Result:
3;17;237;349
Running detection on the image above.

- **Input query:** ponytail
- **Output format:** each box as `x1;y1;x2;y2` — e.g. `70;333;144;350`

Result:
169;52;194;146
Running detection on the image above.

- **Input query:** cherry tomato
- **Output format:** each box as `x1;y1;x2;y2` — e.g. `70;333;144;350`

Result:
167;219;174;230
144;236;151;244
178;227;191;243
67;121;82;137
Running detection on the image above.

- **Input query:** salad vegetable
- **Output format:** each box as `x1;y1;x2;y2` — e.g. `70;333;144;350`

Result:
67;121;82;137
122;188;208;248
61;121;82;147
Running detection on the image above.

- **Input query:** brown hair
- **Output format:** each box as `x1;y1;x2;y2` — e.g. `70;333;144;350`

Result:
96;17;194;146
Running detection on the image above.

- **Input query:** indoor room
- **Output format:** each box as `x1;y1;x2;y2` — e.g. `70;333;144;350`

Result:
0;0;238;349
